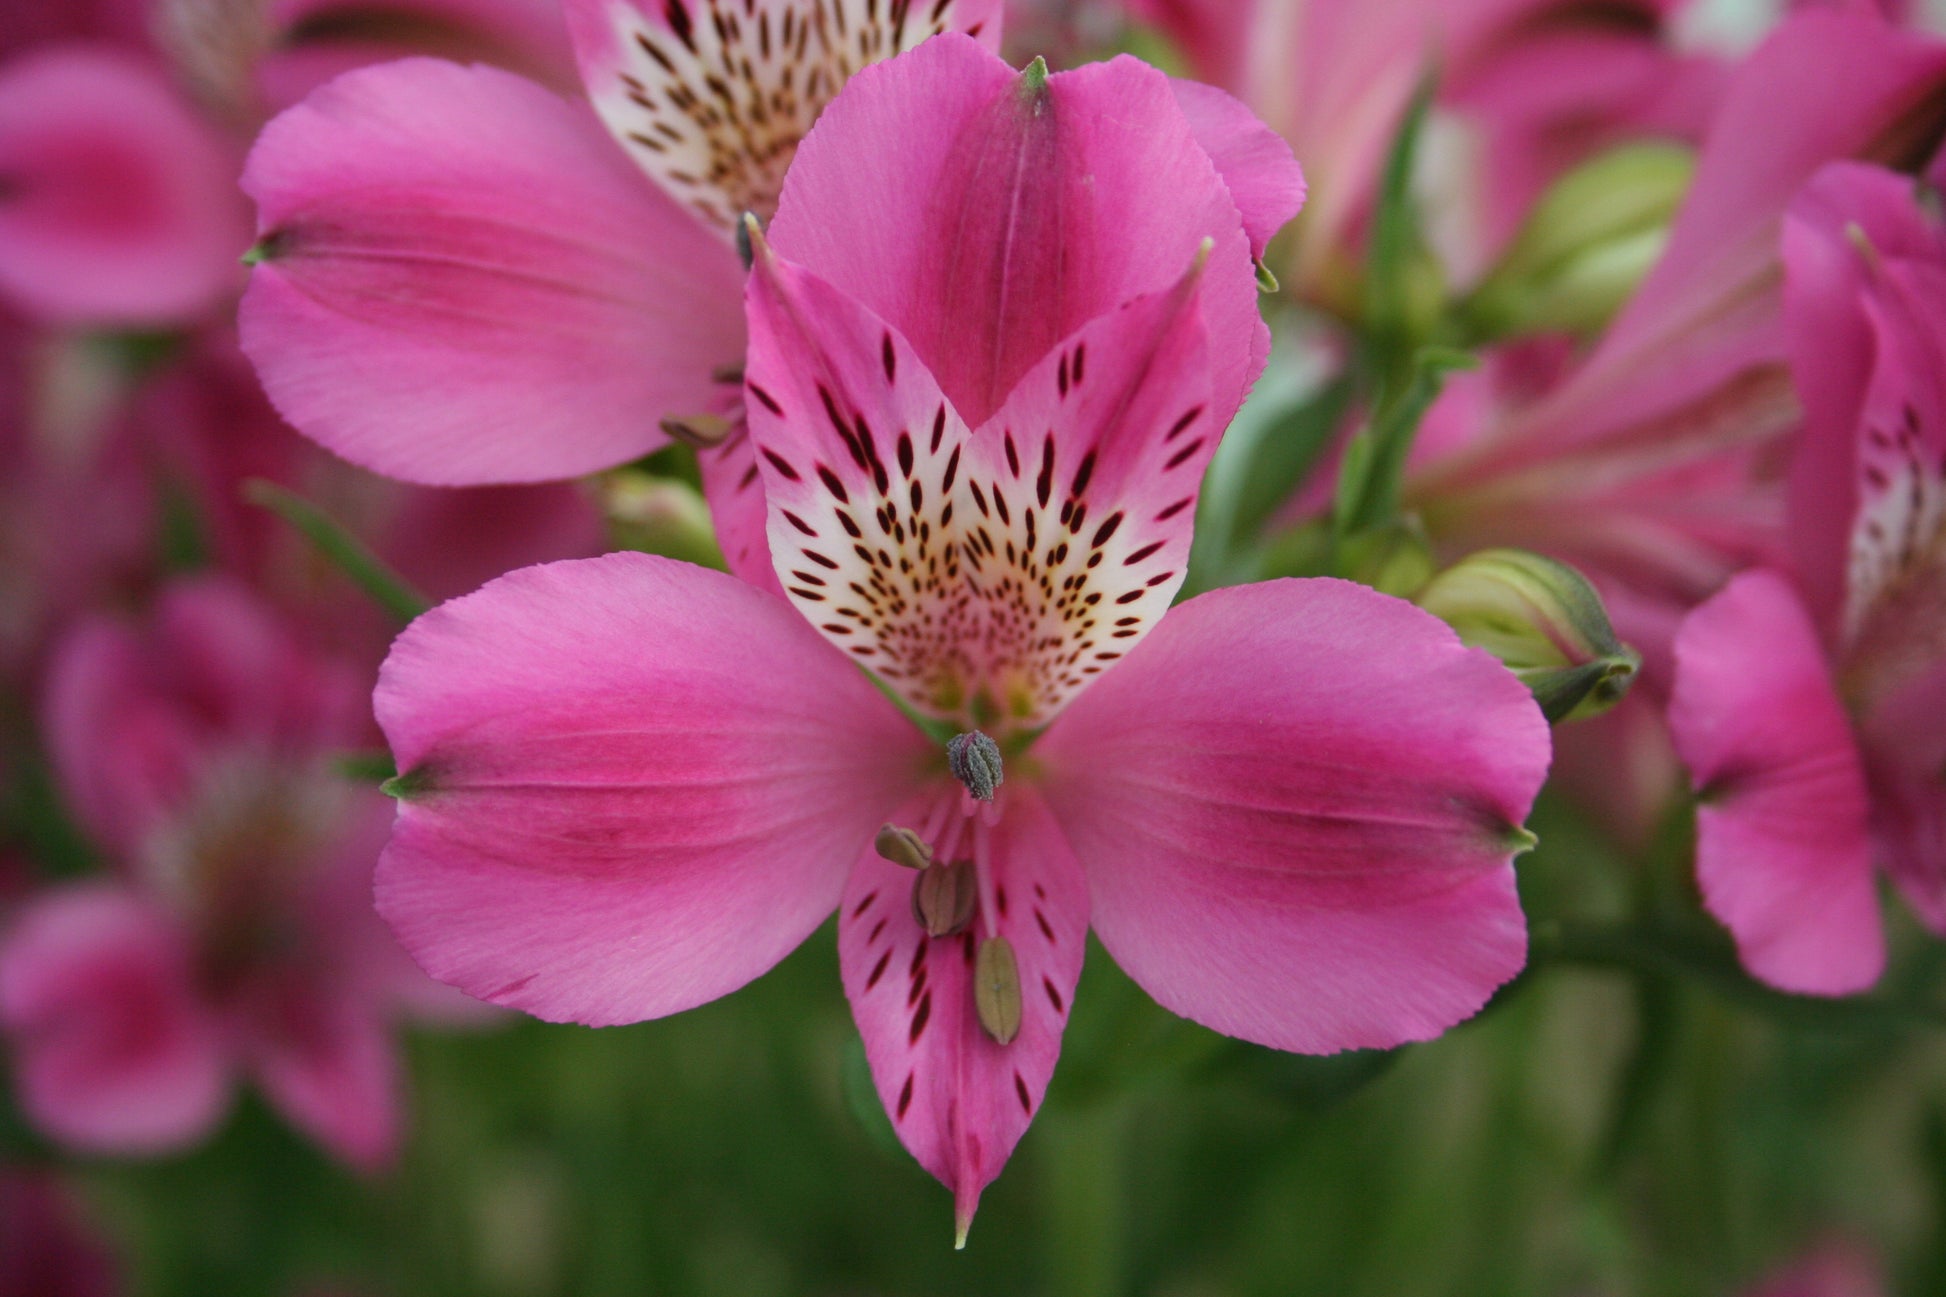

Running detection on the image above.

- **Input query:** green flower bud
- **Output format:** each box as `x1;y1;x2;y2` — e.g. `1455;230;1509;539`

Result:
1415;548;1641;723
602;470;725;571
1466;143;1695;339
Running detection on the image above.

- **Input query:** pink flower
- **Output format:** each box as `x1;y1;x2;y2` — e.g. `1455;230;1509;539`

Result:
1408;10;1946;668
0;578;465;1166
236;0;1005;487
1667;160;1946;995
371;45;1544;1236
0;1170;121;1297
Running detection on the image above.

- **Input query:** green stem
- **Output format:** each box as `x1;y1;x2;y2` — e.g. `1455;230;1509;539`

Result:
1040;1099;1131;1297
244;479;429;624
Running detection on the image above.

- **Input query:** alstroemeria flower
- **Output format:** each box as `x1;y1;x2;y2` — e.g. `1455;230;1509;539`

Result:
373;214;1548;1239
1667;160;1946;995
0;579;469;1166
1406;10;1946;671
236;0;1006;486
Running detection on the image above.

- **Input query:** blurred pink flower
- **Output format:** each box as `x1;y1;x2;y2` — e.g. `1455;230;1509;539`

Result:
0;1170;122;1297
1409;10;1946;671
0;578;470;1167
1122;0;1721;295
1668;159;1946;995
1746;1239;1887;1297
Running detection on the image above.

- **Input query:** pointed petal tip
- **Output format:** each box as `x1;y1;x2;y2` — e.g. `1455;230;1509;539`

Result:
1019;55;1049;98
953;1182;981;1250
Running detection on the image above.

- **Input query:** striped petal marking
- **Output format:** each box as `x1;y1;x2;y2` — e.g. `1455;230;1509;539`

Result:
577;0;998;230
743;238;1218;732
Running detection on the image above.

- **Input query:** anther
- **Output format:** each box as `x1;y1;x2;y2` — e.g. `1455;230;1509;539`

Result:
874;823;932;871
659;413;734;448
911;859;977;937
974;936;1022;1045
736;211;765;271
947;731;1003;803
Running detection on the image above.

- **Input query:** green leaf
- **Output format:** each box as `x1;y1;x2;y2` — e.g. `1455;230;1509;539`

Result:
243;479;430;624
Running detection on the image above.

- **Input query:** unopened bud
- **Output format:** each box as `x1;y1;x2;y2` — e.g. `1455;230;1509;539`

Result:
1415;548;1640;723
911;859;978;937
601;470;726;570
973;936;1022;1045
1467;143;1694;338
1338;521;1436;599
947;731;1003;803
874;824;932;871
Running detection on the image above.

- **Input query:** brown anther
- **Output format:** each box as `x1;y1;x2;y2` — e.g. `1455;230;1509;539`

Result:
711;362;747;385
874;823;932;871
910;859;977;938
974;936;1022;1045
658;412;734;448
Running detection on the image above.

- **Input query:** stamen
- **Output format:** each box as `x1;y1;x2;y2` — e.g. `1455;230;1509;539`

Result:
911;859;977;937
973;935;1022;1045
874;823;933;870
659;413;734;447
947;731;1003;802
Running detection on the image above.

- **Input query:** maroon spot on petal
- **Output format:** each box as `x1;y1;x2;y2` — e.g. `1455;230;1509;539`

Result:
1014;1070;1032;1113
881;331;897;384
1004;433;1021;478
1164;437;1205;471
995;884;1009;918
761;449;801;481
909;941;928;975
781;509;817;536
1042;976;1064;1012
865;948;893;991
1034;909;1055;942
815;464;851;503
1123;540;1165;566
897;1072;915;1119
1035;436;1056;509
909;991;933;1043
747;382;783;416
869;917;888;943
1165;405;1204;442
852;890;878;918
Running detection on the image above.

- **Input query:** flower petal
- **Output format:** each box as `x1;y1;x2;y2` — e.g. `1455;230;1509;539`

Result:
767;34;1266;429
239;57;745;484
696;422;788;597
244;975;402;1171
1168;77;1306;264
375;553;933;1025
1035;578;1549;1054
837;784;1087;1240
744;243;1215;727
566;0;1001;230
0;887;231;1154
1669;570;1883;996
1783;161;1946;633
0;47;247;327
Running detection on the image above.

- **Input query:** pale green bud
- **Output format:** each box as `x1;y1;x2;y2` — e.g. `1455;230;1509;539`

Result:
1415;548;1640;723
1467;143;1695;339
602;470;725;570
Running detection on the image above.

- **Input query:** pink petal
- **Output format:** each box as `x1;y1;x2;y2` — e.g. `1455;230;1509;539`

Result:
1782;160;1946;629
0;47;247;327
0;887;231;1154
744;242;1216;727
239;58;745;485
375;553;934;1025
767;34;1266;429
566;0;1002;230
1857;658;1946;931
837;784;1088;1239
696;424;789;597
1534;11;1946;452
1669;570;1883;995
1035;579;1550;1054
1168;77;1306;264
41;579;362;852
243;974;402;1171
